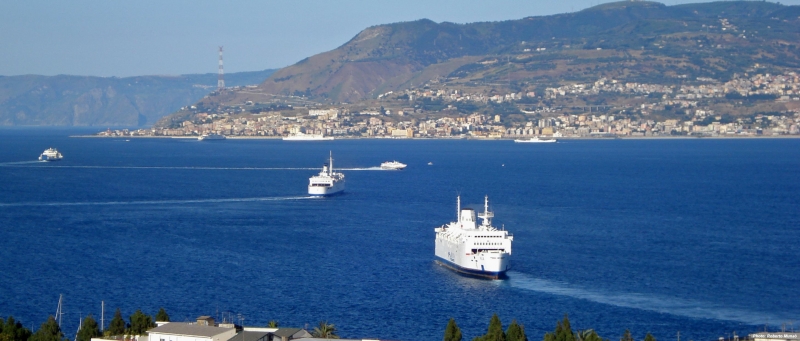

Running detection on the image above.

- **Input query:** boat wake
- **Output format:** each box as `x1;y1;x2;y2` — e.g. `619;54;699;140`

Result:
339;167;384;171
0;165;319;170
1;164;391;171
505;271;790;325
0;161;43;166
0;196;319;207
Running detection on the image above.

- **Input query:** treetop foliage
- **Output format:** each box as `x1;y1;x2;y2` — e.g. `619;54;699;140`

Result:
506;320;528;341
155;308;169;323
1;316;33;341
106;309;126;336
29;317;66;341
444;318;462;341
128;310;154;336
473;314;506;341
76;315;100;341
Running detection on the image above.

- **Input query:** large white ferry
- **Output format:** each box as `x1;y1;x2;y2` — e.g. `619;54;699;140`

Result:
39;148;63;161
198;133;226;141
308;152;345;196
514;137;557;143
284;132;334;141
380;161;407;170
434;196;513;279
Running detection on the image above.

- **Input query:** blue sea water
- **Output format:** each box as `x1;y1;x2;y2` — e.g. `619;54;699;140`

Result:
0;128;798;341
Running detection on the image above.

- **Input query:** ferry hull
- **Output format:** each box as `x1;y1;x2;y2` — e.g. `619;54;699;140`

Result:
434;240;510;280
434;257;508;280
308;181;345;196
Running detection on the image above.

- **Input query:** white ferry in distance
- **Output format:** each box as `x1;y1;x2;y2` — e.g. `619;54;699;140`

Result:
198;133;226;141
380;161;407;170
284;132;334;141
514;137;556;143
434;196;513;279
308;152;345;196
39;148;63;161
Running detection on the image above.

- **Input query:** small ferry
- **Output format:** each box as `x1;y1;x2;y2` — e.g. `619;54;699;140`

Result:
434;196;513;279
380;161;407;170
39;148;63;161
308;152;345;196
284;132;334;141
514;137;557;143
198;133;226;141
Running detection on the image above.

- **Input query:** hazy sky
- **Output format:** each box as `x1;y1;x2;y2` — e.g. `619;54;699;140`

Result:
1;0;797;77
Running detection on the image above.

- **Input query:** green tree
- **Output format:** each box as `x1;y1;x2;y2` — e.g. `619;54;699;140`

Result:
76;315;100;341
644;334;655;341
1;316;33;341
311;321;339;339
443;318;462;341
543;315;575;341
267;321;278;328
29;316;66;341
621;330;634;341
474;314;505;341
107;309;126;336
506;320;527;341
128;310;154;336
155;309;169;323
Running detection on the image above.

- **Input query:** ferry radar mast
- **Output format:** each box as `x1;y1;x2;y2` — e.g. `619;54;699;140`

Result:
478;195;494;228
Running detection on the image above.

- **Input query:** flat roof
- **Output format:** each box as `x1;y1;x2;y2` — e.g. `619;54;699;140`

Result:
148;323;234;338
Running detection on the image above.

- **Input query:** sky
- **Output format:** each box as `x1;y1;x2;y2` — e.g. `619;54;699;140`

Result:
1;0;798;77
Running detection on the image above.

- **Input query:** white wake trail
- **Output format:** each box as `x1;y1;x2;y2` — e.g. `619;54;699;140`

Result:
505;271;791;325
0;196;319;207
0;165;319;170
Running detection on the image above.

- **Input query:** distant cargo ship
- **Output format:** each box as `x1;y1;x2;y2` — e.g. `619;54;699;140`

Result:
284;132;334;141
198;133;226;141
434;196;513;279
308;152;345;196
39;148;63;161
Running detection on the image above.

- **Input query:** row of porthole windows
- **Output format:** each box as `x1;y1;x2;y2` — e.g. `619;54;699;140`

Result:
475;242;501;246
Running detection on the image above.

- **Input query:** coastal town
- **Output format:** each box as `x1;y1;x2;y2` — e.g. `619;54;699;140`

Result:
98;71;800;139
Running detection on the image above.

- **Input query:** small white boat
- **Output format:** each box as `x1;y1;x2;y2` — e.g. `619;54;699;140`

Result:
514;137;557;143
199;133;226;141
380;161;407;170
39;148;63;161
428;162;433;165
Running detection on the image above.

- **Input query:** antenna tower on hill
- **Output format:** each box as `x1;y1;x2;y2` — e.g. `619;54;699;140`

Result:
218;46;225;90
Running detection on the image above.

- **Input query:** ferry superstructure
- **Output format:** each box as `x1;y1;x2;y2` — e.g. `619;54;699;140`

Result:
308;152;345;196
284;132;334;141
39;148;63;161
434;196;513;279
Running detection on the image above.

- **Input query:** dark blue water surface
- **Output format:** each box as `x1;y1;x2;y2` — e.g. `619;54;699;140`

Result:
1;128;798;341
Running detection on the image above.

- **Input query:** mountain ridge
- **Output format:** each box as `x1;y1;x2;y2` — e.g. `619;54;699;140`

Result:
0;70;274;126
248;0;799;104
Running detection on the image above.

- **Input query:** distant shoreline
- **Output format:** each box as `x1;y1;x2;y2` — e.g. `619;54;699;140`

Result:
69;134;800;140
